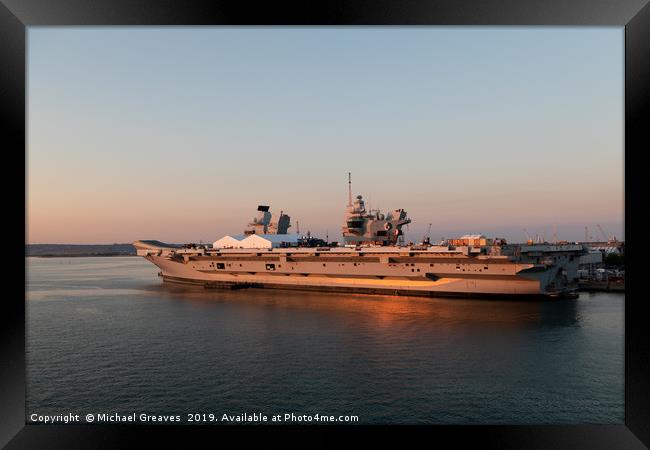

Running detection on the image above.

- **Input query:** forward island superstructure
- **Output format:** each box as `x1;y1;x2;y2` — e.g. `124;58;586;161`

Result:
135;176;586;299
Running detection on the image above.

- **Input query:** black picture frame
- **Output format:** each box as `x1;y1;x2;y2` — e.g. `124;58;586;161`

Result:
3;0;649;448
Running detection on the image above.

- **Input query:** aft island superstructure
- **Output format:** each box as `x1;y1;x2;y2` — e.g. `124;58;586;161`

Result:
135;176;586;299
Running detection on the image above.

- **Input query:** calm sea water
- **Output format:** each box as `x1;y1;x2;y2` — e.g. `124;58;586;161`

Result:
26;257;624;424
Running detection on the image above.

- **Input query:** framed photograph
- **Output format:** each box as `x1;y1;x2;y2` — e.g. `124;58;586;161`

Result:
4;0;649;447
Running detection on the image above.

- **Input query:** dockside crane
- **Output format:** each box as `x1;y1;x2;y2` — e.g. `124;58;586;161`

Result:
422;223;432;244
523;229;532;244
597;224;609;242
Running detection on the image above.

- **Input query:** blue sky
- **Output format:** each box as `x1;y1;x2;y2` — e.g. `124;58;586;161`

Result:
27;27;623;244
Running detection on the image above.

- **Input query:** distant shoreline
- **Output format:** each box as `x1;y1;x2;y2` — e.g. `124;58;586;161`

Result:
26;244;137;258
27;254;137;258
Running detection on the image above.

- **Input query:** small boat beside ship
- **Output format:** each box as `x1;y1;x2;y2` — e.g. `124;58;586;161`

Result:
135;175;586;299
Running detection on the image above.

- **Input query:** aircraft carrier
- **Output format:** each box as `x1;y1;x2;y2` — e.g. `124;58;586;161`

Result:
134;175;586;299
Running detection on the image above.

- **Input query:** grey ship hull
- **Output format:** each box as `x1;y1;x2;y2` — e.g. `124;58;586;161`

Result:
134;241;583;299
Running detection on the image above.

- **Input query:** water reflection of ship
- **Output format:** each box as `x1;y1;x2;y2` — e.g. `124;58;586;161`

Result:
156;281;581;328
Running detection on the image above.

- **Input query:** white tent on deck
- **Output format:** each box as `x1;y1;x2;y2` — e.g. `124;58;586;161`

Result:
212;235;244;249
240;234;301;249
